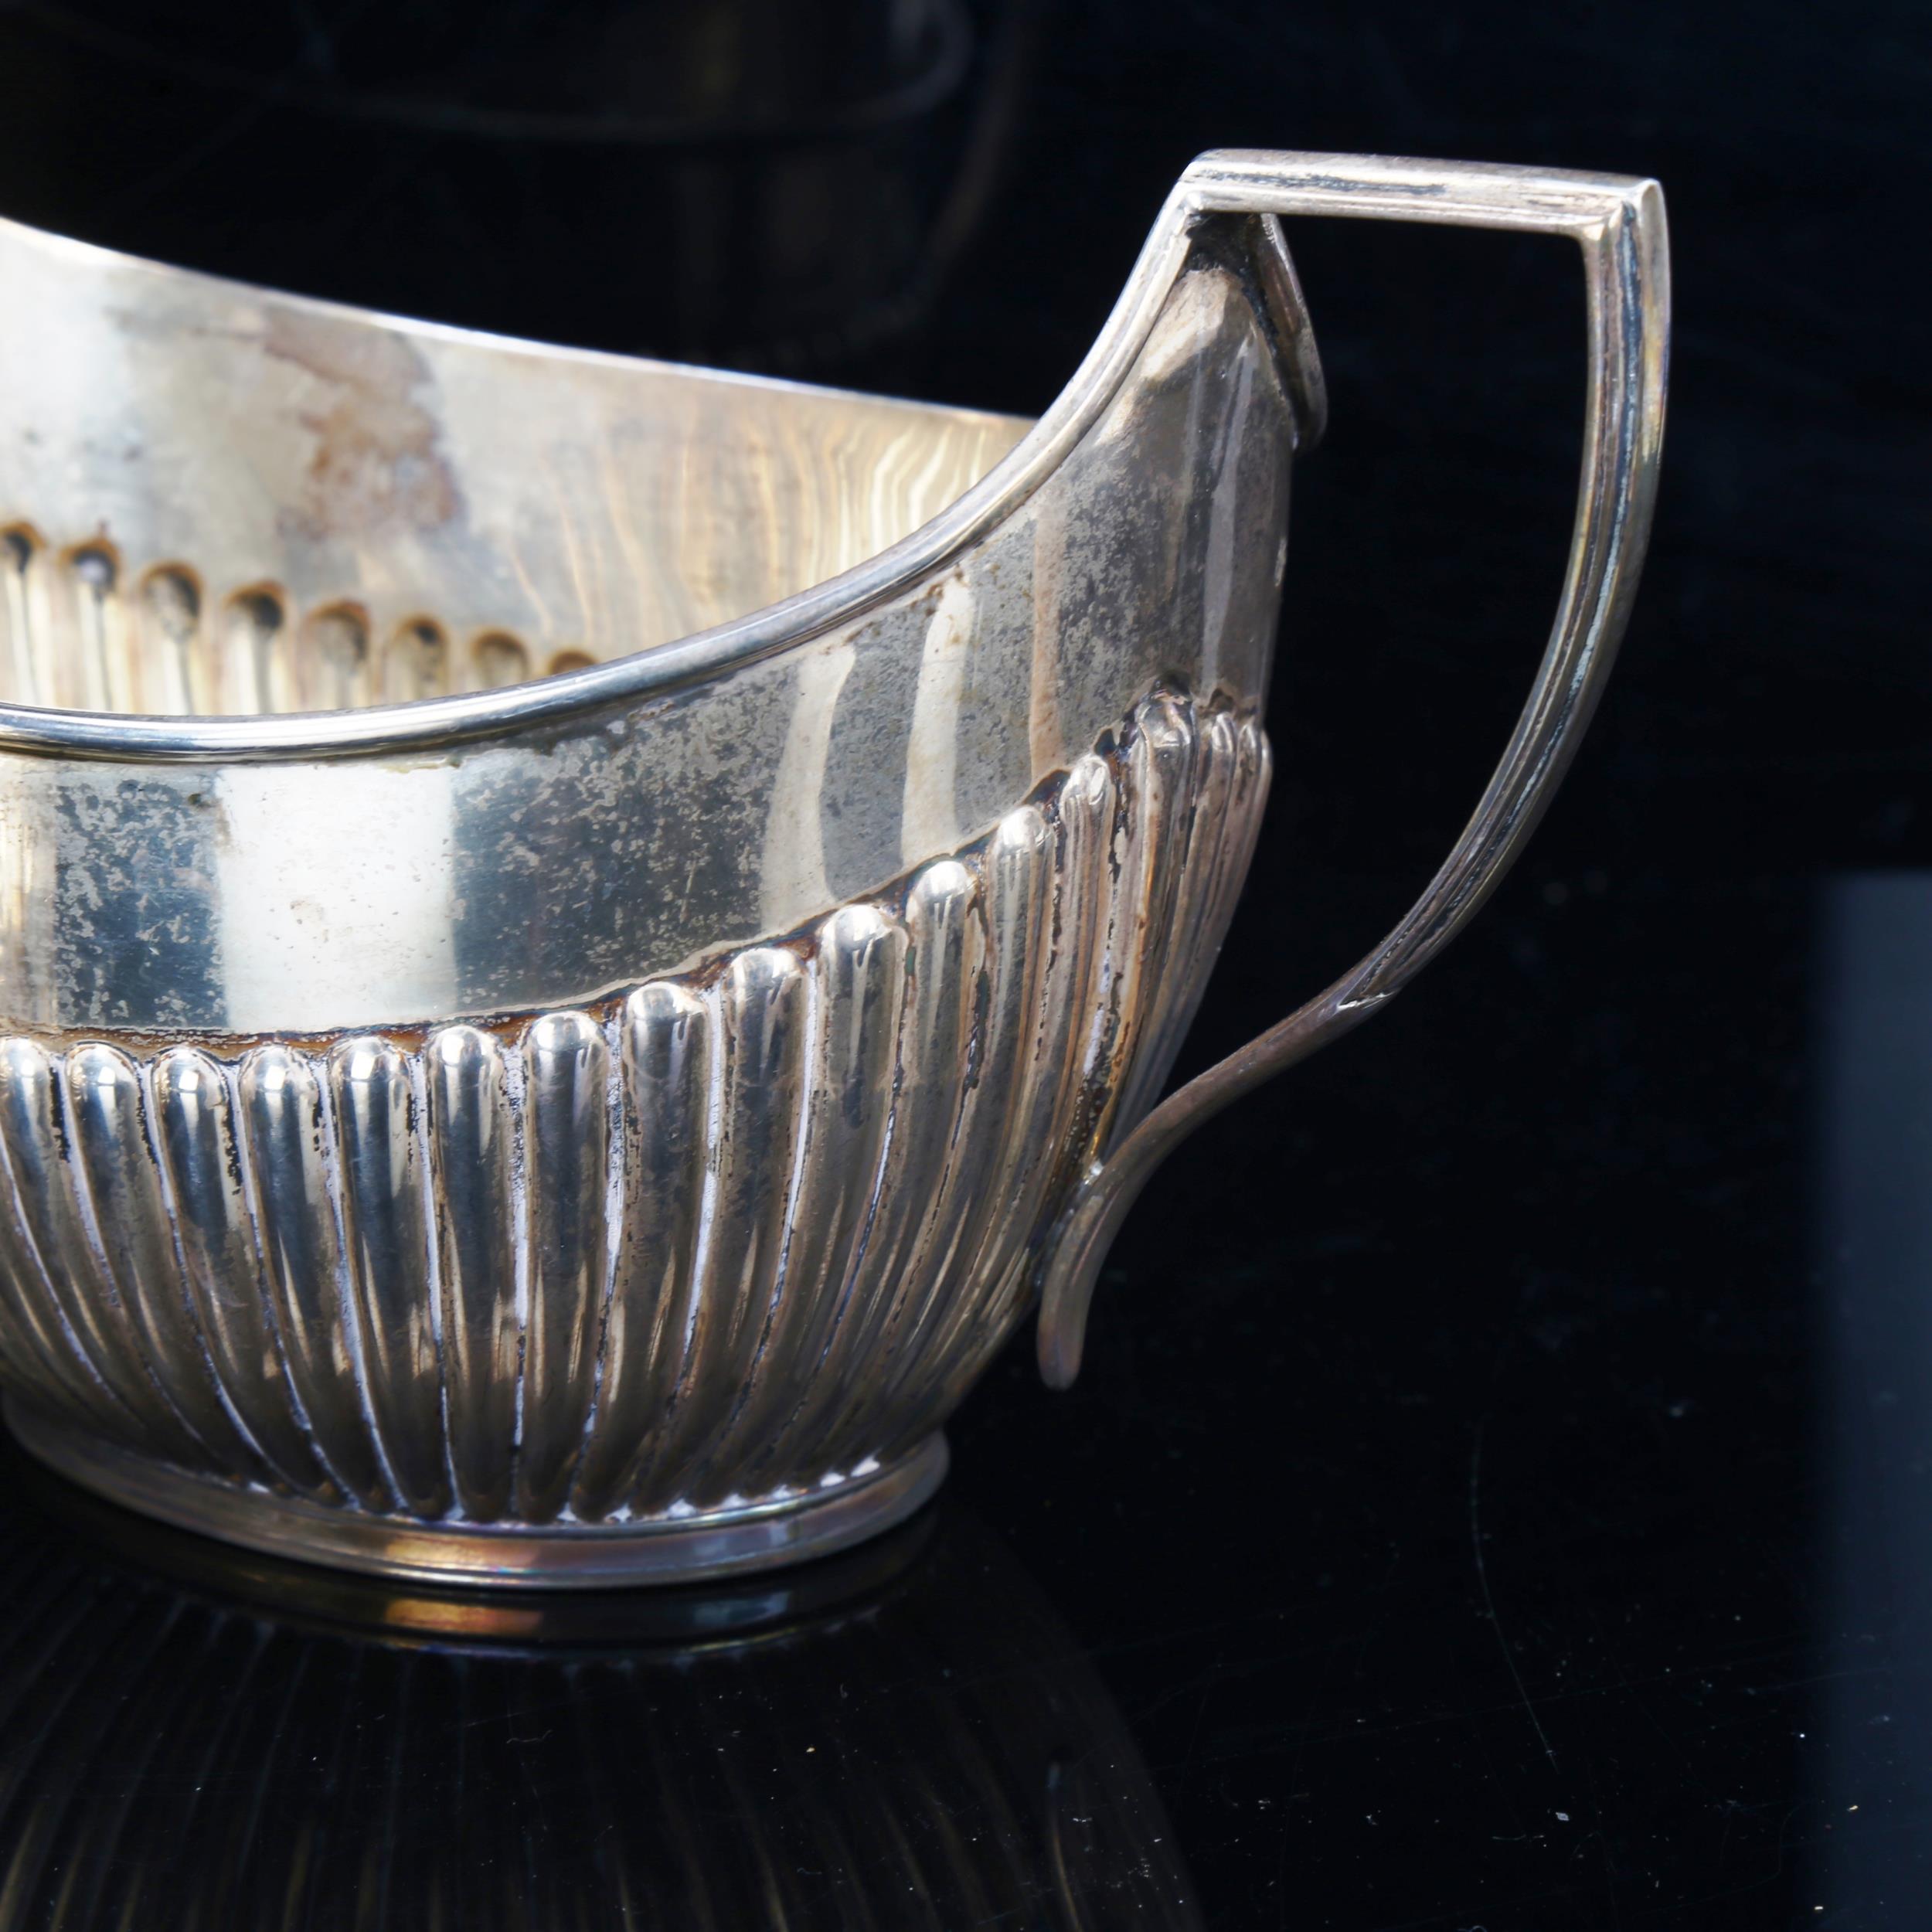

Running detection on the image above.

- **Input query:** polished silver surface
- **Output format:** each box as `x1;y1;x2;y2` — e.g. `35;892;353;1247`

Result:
0;688;1270;1581
0;150;1666;1581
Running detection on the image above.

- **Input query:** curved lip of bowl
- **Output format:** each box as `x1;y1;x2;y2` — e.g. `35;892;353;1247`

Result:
0;152;1320;764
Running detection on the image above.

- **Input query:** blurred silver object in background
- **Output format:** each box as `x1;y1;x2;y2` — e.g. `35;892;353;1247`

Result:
0;0;1041;379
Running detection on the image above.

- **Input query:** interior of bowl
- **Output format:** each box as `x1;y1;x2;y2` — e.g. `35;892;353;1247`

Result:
0;219;1030;718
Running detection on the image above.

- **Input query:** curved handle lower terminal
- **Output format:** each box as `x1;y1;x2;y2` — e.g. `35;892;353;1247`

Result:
1036;149;1670;1387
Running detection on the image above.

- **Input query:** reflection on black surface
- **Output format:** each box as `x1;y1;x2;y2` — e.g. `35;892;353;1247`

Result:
0;1454;1193;1930
1812;872;1932;1910
0;0;1040;381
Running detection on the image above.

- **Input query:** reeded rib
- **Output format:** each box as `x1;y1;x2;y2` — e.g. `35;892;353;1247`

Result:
0;1067;134;1440
0;1039;204;1463
327;1038;449;1516
1128;711;1271;1124
0;527;55;706
1208;722;1272;988
219;587;288;715
150;1048;330;1493
238;1046;390;1509
423;1026;519;1520
879;709;1189;1458
135;566;208;716
783;860;977;1481
899;752;1121;1429
383;619;451;704
1040;750;1124;1182
862;804;1053;1443
298;604;372;713
61;1043;260;1476
513;1012;611;1522
693;906;905;1503
1085;695;1198;1150
1126;706;1235;1103
60;546;128;713
0;1256;113;1440
631;949;806;1513
571;984;710;1520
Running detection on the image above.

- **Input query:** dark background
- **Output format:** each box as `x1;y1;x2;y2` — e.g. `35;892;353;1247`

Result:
0;2;1926;1925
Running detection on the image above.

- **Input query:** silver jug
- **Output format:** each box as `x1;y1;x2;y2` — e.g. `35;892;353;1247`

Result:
0;151;1667;1585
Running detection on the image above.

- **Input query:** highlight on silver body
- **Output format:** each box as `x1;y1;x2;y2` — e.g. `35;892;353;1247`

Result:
0;150;1666;1583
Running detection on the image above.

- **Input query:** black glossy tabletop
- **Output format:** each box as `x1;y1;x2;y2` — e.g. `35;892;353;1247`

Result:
0;2;1924;1926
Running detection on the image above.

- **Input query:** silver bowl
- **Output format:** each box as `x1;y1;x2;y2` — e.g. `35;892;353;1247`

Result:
0;151;1667;1585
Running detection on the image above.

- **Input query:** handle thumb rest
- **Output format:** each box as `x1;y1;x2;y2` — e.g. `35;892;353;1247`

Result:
1035;151;1670;1388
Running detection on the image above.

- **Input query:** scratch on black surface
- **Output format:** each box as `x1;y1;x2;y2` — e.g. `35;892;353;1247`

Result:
1469;1414;1560;1770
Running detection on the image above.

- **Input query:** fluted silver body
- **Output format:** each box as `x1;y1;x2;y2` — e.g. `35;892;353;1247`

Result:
0;689;1270;1580
0;150;1667;1582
